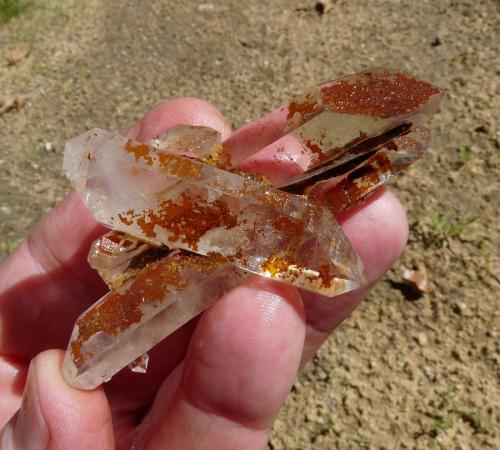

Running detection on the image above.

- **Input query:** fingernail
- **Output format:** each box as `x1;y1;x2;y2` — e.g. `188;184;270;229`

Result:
7;360;49;450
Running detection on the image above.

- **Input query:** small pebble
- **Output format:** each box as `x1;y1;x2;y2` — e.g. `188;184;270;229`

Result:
0;206;11;214
417;332;428;346
452;302;468;314
419;375;430;385
197;3;214;11
317;369;328;380
486;330;497;338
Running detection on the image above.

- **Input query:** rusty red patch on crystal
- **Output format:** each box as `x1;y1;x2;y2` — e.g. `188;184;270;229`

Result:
71;251;230;365
117;193;239;251
320;70;442;118
287;94;319;121
312;150;410;212
125;141;154;166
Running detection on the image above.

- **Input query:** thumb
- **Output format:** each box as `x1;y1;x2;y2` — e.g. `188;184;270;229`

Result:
0;350;114;450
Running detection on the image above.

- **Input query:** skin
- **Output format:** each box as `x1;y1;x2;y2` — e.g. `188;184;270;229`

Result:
0;98;408;449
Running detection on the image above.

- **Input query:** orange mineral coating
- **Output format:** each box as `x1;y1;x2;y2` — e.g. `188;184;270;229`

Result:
261;254;295;278
320;70;442;118
125;141;154;166
303;139;327;162
118;192;239;251
159;154;203;180
72;255;182;364
287;93;320;121
314;150;409;213
71;251;229;365
200;144;231;169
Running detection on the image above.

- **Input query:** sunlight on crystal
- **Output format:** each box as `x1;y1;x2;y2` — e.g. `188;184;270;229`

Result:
62;69;442;390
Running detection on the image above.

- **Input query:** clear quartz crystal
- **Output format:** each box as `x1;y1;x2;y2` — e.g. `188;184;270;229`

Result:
63;238;247;389
64;129;364;295
129;353;149;373
302;127;431;211
62;69;442;390
224;69;443;183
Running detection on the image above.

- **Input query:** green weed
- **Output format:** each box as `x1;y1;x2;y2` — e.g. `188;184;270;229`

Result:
28;149;42;163
430;213;477;243
5;239;18;253
447;216;477;237
320;416;335;434
459;409;492;433
0;0;29;22
431;415;453;435
459;144;472;164
439;389;456;407
431;213;448;236
349;435;371;448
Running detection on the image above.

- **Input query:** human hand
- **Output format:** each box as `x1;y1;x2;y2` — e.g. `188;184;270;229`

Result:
0;98;408;449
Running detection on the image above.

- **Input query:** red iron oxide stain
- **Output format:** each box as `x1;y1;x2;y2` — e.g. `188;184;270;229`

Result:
71;251;229;365
158;154;203;180
320;71;441;118
304;139;326;161
125;141;154;166
118;213;133;226
260;215;335;289
119;193;239;251
316;151;408;213
72;255;182;364
287;94;319;121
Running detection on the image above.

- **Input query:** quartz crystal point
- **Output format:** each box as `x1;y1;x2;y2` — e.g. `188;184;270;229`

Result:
63;233;247;389
223;69;443;186
62;69;442;390
64;129;364;295
297;127;431;211
129;353;149;373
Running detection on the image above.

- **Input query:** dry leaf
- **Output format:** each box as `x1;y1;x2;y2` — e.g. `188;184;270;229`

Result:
403;262;429;294
0;95;29;114
7;48;31;66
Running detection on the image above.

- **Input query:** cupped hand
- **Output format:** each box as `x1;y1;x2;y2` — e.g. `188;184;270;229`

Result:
0;98;408;449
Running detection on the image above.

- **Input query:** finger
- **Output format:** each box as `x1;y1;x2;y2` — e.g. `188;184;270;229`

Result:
128;97;232;142
0;350;113;450
0;98;232;359
300;188;408;365
0;356;27;428
236;134;310;186
223;106;311;182
140;277;306;450
222;107;287;163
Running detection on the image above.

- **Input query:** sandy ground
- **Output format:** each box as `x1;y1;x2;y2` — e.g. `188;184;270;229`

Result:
0;0;498;448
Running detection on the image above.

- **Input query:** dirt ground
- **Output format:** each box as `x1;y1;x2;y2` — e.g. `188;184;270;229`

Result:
0;0;498;448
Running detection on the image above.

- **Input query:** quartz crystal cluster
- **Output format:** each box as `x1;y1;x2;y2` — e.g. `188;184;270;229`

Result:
62;69;443;389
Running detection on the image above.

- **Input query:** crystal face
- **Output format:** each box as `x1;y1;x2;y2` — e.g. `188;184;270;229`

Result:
62;69;443;390
64;128;363;294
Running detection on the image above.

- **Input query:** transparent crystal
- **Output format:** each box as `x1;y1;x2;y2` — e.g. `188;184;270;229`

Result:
62;239;247;389
148;124;222;160
128;353;149;373
224;69;443;182
64;129;364;295
299;127;431;211
62;69;442;390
